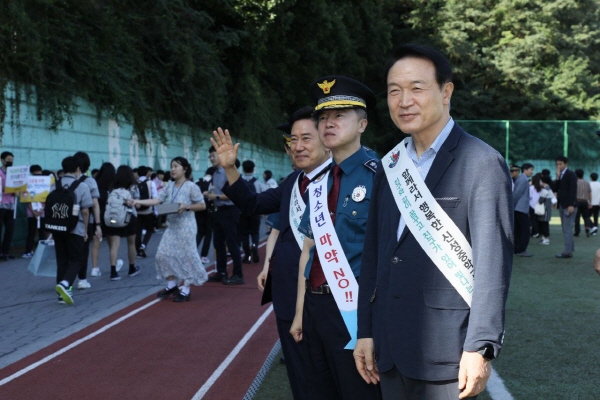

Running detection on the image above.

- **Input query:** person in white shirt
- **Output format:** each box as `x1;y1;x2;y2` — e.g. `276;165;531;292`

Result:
589;172;600;235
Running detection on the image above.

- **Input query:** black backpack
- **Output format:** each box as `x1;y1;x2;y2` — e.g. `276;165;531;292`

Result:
246;177;258;195
137;180;150;211
44;178;82;233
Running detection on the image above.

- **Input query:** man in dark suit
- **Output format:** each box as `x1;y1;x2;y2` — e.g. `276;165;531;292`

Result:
211;106;331;400
553;156;578;258
354;44;513;399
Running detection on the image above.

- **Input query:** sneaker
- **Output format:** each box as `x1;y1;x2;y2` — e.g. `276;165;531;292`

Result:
22;252;33;259
539;239;550;245
128;265;141;277
532;233;540;238
116;259;123;272
90;268;102;277
201;256;210;264
140;243;146;250
57;294;65;305
56;283;74;305
77;280;91;290
110;271;121;281
207;273;226;282
223;275;245;285
591;227;598;234
137;249;147;258
243;255;252;264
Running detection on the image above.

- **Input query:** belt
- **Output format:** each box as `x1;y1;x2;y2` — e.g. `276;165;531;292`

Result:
306;281;332;295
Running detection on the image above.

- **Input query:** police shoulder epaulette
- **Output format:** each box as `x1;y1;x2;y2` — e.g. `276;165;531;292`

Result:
363;159;378;173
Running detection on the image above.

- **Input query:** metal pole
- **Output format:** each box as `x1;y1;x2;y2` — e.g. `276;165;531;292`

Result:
505;120;510;161
563;120;568;157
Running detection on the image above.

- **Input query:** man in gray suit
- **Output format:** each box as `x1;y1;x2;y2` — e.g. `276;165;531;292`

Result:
511;164;533;257
354;44;513;399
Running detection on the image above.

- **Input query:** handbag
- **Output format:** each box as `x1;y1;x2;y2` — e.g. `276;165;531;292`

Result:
534;201;546;216
27;237;57;277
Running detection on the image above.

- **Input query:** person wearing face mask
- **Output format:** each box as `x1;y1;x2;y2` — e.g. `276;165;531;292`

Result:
132;157;208;302
0;151;16;260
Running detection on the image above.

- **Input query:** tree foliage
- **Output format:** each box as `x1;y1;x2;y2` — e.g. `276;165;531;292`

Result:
0;0;598;153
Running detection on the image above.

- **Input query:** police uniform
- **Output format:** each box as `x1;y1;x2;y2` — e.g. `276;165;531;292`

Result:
297;76;381;400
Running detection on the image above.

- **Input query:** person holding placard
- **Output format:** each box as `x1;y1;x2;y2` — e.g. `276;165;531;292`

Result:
0;151;16;260
354;44;513;399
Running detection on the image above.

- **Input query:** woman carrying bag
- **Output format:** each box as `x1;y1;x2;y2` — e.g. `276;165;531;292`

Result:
131;157;207;302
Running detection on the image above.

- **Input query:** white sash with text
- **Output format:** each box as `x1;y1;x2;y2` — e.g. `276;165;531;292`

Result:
308;169;359;349
289;177;307;250
383;139;474;306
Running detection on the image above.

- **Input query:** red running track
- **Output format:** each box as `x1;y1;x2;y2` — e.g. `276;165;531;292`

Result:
0;245;279;400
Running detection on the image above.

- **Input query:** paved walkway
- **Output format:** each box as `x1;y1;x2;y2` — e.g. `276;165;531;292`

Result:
0;228;222;369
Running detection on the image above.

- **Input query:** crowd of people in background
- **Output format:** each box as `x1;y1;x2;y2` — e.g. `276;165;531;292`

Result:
511;157;600;259
0;149;277;306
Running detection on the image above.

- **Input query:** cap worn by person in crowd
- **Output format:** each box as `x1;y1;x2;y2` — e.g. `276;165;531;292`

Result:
510;164;521;172
276;106;315;148
309;75;376;113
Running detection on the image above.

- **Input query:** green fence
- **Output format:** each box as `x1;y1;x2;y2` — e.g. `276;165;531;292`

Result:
457;120;600;175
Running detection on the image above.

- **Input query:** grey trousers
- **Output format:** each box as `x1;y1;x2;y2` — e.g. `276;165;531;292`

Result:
559;206;576;254
380;367;477;400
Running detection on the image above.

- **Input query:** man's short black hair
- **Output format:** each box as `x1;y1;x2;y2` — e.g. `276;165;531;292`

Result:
138;165;149;178
590;172;598;181
383;44;453;89
521;163;534;172
209;146;216;153
74;151;91;173
242;160;255;173
30;165;42;174
555;155;568;164
575;169;584;179
61;156;81;174
1;151;13;160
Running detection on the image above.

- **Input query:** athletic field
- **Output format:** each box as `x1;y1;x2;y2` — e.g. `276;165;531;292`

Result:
255;215;600;399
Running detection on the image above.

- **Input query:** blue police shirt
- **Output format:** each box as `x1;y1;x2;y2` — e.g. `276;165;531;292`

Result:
298;146;378;278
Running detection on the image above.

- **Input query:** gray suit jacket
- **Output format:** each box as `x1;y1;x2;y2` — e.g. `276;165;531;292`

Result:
357;124;514;381
513;173;530;213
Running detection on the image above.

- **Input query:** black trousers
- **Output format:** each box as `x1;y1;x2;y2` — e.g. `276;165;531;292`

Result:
514;211;530;253
213;206;243;277
78;223;95;279
239;214;260;256
302;291;381;400
591;205;600;228
0;208;15;255
529;207;539;236
135;213;155;250
380;366;477;400
276;317;310;400
55;232;85;286
195;210;213;257
25;217;38;254
538;220;550;238
575;200;592;235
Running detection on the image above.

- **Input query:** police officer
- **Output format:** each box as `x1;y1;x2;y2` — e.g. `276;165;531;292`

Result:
291;76;382;400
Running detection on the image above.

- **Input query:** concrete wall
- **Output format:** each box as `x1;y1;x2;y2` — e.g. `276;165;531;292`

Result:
1;86;291;249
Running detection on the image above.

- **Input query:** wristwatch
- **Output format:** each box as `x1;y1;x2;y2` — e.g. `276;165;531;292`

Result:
477;345;495;361
186;205;190;212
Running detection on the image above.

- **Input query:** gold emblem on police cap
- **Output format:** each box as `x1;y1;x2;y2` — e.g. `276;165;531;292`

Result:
317;79;336;94
352;185;367;202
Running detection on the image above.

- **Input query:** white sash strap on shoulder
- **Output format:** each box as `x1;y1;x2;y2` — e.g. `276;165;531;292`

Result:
383;139;474;307
289;176;307;250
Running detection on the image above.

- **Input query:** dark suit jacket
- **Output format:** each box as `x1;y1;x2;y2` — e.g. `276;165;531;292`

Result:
223;170;303;321
357;124;514;381
553;168;577;208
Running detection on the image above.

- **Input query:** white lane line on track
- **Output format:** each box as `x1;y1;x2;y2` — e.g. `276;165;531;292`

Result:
192;305;274;400
0;298;161;387
488;366;514;400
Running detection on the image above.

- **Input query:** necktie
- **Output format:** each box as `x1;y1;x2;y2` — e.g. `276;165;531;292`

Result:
309;165;342;289
299;175;310;195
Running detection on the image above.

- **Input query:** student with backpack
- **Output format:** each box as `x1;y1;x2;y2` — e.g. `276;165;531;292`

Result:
103;165;141;281
47;156;93;305
135;165;157;258
73;151;103;290
131;157;207;302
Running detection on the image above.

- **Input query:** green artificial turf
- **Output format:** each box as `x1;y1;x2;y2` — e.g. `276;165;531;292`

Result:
254;215;600;399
